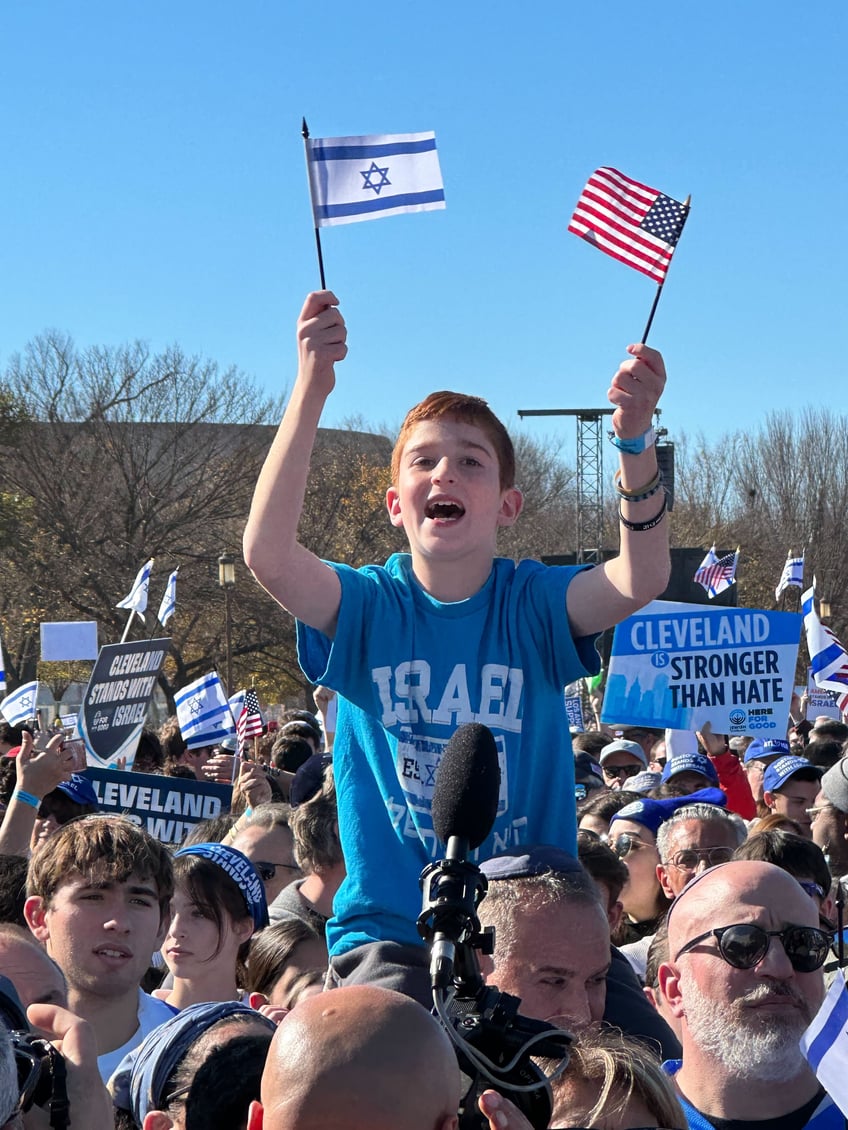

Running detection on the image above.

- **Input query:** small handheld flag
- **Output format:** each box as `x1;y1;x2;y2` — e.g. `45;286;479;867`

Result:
801;974;848;1116
693;546;739;599
305;130;445;228
175;672;236;750
0;680;39;726
117;559;154;622
236;687;264;751
0;635;6;697
775;552;804;601
802;585;848;716
569;167;688;284
157;568;179;627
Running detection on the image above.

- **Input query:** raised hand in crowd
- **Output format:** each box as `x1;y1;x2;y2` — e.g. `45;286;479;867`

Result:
0;730;75;856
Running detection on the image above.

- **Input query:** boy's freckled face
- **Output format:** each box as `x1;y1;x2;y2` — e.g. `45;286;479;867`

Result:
386;419;521;563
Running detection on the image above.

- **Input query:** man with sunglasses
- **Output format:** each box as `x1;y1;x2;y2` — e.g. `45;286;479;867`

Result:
598;739;648;789
658;861;839;1128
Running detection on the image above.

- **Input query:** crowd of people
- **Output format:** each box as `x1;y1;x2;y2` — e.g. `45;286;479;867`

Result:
1;290;847;1129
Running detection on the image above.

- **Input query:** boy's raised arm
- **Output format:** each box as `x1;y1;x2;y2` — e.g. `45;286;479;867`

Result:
566;342;672;638
243;291;347;637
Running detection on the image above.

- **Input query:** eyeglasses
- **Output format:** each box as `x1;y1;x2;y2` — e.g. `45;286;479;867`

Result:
798;880;827;901
602;763;642;779
675;922;833;972
667;846;734;872
255;860;300;882
806;805;845;821
610;832;653;859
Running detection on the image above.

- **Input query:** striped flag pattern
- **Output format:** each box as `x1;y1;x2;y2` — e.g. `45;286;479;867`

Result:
175;672;236;750
157;568;179;627
116;558;154;621
0;680;39;726
802;586;848;716
693;546;739;599
236;688;264;749
568;167;688;284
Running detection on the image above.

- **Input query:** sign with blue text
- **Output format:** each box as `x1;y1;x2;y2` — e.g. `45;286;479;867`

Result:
602;601;802;735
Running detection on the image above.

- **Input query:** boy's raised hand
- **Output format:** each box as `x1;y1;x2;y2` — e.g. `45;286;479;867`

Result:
607;342;666;438
296;290;348;396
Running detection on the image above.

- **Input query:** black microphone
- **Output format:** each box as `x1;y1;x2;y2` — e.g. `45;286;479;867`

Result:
425;723;500;990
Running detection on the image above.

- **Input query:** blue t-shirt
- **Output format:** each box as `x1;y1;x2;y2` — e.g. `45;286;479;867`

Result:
297;553;599;957
662;1060;843;1129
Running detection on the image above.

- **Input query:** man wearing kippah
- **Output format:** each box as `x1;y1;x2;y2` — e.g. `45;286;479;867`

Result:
658;861;840;1127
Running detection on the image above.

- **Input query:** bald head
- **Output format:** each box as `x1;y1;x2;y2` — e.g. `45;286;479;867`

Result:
255;986;461;1130
666;860;819;960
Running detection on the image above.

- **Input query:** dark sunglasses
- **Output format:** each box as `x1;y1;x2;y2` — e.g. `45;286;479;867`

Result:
602;763;642;779
675;922;832;973
255;860;300;882
610;832;652;859
668;846;734;871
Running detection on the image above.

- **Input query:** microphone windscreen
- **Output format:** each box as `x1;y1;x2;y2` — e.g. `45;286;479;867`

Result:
431;723;500;849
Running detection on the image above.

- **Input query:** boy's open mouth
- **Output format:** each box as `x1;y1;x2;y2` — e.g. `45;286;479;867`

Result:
425;499;465;521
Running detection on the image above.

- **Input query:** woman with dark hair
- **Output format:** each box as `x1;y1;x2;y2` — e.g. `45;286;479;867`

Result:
111;1000;276;1130
243;917;327;1009
155;843;269;1010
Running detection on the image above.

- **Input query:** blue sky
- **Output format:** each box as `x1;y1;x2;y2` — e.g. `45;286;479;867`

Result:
2;2;846;462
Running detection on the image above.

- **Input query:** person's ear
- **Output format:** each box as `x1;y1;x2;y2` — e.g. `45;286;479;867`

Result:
657;960;685;1019
247;1100;264;1130
657;863;675;901
607;898;624;935
234;917;255;945
496;486;523;527
23;896;49;943
386;486;404;528
762;790;775;812
143;1112;175;1130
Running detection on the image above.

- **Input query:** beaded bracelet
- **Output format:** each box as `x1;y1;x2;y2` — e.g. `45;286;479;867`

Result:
618;493;668;531
613;468;663;502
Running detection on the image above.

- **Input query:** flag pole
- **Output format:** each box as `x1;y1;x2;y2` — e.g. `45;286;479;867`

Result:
120;611;136;644
302;118;327;289
641;194;691;344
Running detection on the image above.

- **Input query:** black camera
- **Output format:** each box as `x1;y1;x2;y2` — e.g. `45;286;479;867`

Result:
0;975;69;1128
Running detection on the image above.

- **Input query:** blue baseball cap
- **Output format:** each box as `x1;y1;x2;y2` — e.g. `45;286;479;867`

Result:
661;752;719;786
762;738;791;758
763;755;822;794
56;774;99;808
480;844;584;881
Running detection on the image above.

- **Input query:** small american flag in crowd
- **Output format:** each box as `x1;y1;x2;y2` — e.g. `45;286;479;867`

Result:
568;167;688;284
694;546;739;599
237;688;264;747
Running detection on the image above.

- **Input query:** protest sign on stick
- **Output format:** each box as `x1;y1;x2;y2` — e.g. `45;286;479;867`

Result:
87;766;231;846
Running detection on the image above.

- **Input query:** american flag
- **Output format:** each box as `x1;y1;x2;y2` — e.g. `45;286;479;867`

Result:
568;167;689;284
236;688;264;748
693;546;739;599
802;587;848;717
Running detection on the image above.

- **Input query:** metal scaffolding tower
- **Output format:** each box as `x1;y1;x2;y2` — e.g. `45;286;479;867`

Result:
517;407;614;565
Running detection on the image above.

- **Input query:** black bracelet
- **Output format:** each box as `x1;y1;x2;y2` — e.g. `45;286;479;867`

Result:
618;493;668;531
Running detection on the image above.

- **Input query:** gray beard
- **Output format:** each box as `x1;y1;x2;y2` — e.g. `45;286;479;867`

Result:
681;973;813;1082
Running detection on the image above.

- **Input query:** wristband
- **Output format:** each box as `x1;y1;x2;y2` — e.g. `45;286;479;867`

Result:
608;426;656;455
13;789;40;810
618;493;668;531
613;468;663;502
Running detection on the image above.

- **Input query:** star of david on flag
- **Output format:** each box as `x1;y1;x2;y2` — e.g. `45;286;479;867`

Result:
116;558;154;621
568;167;688;284
157;568;179;627
175;672;235;750
305;131;445;227
0;680;40;726
802;585;848;717
775;552;804;601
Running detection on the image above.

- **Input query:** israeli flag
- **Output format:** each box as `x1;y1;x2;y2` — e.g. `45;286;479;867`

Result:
0;635;5;696
157;568;179;627
175;672;236;750
801;974;848;1115
775;553;805;601
802;585;848;712
306;131;445;227
0;680;39;726
116;559;154;621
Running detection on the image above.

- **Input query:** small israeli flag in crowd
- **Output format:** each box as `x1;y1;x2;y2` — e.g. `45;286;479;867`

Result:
801;974;848;1116
775;552;804;600
175;672;235;750
306;131;445;227
116;559;154;621
0;680;39;726
157;568;179;627
0;635;5;696
802;585;848;715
